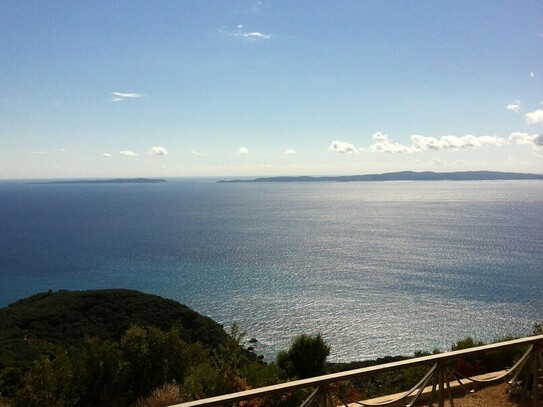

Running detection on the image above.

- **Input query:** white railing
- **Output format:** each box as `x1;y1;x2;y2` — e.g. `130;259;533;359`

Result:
171;334;543;407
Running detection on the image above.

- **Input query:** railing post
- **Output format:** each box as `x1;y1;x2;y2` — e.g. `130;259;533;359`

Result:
317;384;330;407
437;361;446;407
171;335;543;407
533;342;540;407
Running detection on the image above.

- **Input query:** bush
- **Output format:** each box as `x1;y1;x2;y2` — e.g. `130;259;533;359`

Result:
277;334;330;379
133;383;181;407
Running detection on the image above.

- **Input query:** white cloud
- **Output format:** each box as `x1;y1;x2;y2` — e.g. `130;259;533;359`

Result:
411;134;507;151
239;31;271;40
526;109;543;124
509;132;534;145
509;132;543;149
363;133;509;154
284;149;296;155
236;147;249;155
148;146;168;156
327;140;359;154
191;150;204;156
111;92;145;102
102;153;113;158
506;101;521;113
119;150;138;157
222;26;271;41
530;72;535;78
366;132;414;153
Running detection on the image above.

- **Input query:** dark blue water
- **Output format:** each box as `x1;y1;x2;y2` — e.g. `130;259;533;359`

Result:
1;180;542;361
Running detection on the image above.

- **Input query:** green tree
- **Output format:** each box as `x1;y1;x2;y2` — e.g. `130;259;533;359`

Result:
277;334;330;379
214;322;246;374
120;325;158;400
120;325;206;401
74;337;127;407
451;337;484;351
15;352;77;407
182;363;223;400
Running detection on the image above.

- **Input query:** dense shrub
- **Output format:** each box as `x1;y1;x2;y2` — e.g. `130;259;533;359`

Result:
277;334;330;379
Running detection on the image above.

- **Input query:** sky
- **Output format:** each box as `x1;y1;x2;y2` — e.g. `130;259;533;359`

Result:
1;0;542;179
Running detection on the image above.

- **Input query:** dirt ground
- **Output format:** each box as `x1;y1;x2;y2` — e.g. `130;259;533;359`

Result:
424;382;534;407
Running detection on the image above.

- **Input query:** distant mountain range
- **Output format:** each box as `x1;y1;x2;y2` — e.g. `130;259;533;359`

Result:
220;171;543;183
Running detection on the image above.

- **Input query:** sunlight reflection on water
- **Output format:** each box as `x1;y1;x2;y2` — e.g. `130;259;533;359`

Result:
1;180;542;361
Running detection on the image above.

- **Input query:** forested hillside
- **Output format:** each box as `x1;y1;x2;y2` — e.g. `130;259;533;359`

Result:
0;290;536;407
0;289;226;370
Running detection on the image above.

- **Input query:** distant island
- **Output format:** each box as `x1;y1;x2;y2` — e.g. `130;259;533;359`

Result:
220;171;543;183
31;178;167;184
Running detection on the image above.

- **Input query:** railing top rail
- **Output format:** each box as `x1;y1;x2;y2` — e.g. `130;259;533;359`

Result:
172;334;543;407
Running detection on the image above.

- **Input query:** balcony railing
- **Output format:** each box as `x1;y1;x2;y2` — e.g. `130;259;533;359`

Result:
170;334;543;407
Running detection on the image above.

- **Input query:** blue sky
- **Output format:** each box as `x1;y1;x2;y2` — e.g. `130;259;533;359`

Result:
1;0;542;179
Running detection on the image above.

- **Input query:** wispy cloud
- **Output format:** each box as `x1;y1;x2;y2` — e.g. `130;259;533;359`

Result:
249;0;264;14
119;150;138;157
148;146;168;156
237;31;271;40
327;140;359;154
111;92;145;102
191;150;204;156
220;25;271;41
530;72;535;78
102;153;113;158
236;147;249;155
526;108;543;124
31;148;67;155
506;101;521;113
284;149;296;155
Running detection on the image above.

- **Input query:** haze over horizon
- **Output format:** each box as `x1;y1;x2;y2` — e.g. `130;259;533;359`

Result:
1;1;542;180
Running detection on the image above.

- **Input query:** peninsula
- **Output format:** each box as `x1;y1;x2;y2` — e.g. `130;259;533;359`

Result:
220;171;543;183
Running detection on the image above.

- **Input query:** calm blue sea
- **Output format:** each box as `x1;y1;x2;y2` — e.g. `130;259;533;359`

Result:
1;180;542;361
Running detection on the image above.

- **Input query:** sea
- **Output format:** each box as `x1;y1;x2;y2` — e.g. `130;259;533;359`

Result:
0;179;542;362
